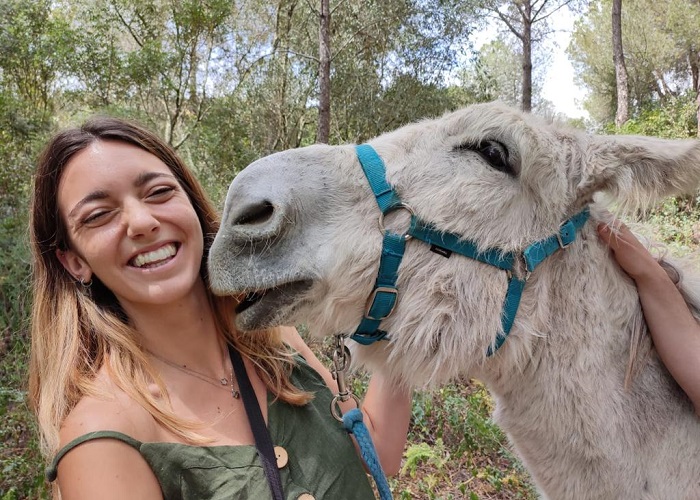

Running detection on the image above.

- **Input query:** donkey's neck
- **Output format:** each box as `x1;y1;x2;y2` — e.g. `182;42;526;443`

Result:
471;240;694;498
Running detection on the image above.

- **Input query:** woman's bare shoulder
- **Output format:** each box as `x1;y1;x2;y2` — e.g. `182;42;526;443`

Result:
55;371;164;499
59;370;157;447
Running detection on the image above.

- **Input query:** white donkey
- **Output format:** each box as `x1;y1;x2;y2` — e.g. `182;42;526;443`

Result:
208;102;700;499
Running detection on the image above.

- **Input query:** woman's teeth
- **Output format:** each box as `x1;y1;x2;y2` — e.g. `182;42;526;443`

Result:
132;243;177;268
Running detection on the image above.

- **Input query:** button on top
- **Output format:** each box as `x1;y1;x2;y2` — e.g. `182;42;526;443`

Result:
297;494;315;500
274;445;288;468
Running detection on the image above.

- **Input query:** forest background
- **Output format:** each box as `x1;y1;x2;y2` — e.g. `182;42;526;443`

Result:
1;0;699;498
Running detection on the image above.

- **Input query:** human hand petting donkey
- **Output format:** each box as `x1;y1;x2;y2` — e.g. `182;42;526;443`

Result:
598;219;700;416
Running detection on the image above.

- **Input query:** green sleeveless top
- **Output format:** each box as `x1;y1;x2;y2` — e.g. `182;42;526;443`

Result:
46;357;375;500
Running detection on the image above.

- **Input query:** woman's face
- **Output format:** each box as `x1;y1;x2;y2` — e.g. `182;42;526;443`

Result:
55;140;205;310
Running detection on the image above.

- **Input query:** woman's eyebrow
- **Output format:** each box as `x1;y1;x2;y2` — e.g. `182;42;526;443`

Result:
67;172;176;219
68;190;109;219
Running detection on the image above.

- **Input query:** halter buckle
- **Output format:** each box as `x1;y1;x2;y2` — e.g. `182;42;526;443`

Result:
556;220;576;248
556;232;570;249
364;287;398;320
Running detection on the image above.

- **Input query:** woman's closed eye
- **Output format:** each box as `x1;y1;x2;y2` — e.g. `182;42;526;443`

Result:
147;185;176;199
81;209;113;226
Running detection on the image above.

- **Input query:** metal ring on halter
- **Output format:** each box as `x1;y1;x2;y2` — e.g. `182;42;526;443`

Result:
377;203;415;241
330;393;361;422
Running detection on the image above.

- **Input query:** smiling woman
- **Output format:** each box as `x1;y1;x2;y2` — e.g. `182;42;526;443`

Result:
54;141;205;310
28;116;411;500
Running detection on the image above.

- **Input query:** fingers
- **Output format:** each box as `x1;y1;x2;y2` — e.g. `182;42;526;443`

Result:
598;218;638;247
597;222;620;249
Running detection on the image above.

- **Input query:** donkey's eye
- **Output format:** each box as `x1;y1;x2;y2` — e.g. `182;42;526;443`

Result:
477;140;511;174
456;140;514;176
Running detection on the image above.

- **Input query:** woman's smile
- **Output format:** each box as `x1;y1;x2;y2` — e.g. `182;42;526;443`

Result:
129;242;179;269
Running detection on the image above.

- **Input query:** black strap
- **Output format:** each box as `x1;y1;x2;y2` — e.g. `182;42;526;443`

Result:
228;344;285;500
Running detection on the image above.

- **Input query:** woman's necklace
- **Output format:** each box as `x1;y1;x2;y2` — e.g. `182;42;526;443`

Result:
147;349;240;399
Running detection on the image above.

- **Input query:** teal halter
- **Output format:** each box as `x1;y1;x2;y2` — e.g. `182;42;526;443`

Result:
351;143;590;356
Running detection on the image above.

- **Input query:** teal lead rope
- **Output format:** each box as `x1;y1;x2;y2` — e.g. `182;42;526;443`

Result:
343;408;393;500
330;336;393;500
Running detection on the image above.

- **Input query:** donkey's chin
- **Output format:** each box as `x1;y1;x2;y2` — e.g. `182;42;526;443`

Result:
233;280;313;332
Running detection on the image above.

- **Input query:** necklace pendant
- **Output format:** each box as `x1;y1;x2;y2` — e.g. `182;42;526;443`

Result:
219;377;228;386
231;388;240;399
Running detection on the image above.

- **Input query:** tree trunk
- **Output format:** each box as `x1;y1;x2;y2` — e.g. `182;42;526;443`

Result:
317;0;331;143
691;50;700;138
612;0;629;127
696;84;700;139
521;3;532;113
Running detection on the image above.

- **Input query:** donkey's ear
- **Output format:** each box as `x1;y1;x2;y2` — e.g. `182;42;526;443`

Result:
576;135;700;211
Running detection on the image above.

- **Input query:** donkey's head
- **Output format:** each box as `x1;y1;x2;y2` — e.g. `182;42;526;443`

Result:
209;102;700;384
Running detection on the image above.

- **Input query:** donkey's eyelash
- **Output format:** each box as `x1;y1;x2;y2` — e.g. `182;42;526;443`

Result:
455;140;515;176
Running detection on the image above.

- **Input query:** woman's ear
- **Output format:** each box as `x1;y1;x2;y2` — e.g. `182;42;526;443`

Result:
56;248;92;283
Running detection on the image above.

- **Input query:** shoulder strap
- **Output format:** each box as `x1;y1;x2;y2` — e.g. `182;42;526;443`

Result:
46;430;141;482
228;344;285;500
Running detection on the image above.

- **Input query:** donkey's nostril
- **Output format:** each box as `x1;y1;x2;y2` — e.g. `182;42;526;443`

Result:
233;201;275;226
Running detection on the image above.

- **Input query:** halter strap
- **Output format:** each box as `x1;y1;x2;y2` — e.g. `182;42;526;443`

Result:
408;218;516;271
352;143;589;355
352;144;406;345
356;144;402;212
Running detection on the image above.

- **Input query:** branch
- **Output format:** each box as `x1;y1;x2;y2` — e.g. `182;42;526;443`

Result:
233;51;276;88
303;0;319;15
331;18;391;61
330;0;351;16
493;10;525;42
285;49;320;63
533;0;577;23
532;0;551;20
109;0;143;47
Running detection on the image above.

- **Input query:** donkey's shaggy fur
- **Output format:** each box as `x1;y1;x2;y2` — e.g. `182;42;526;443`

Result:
209;102;700;499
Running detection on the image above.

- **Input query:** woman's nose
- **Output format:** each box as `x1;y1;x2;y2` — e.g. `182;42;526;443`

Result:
124;200;160;238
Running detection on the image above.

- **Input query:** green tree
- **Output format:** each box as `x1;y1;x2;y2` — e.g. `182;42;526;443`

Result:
571;0;700;130
461;38;524;106
0;2;69;496
478;0;585;112
326;0;477;141
56;0;264;147
664;0;700;136
612;0;629;126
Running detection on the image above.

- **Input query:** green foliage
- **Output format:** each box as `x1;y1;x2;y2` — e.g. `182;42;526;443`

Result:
571;0;700;129
0;390;46;499
0;0;73;112
398;382;537;498
0;167;46;498
402;439;449;478
638;197;700;256
0;20;55;493
360;75;458;140
610;94;698;138
459;38;523;107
